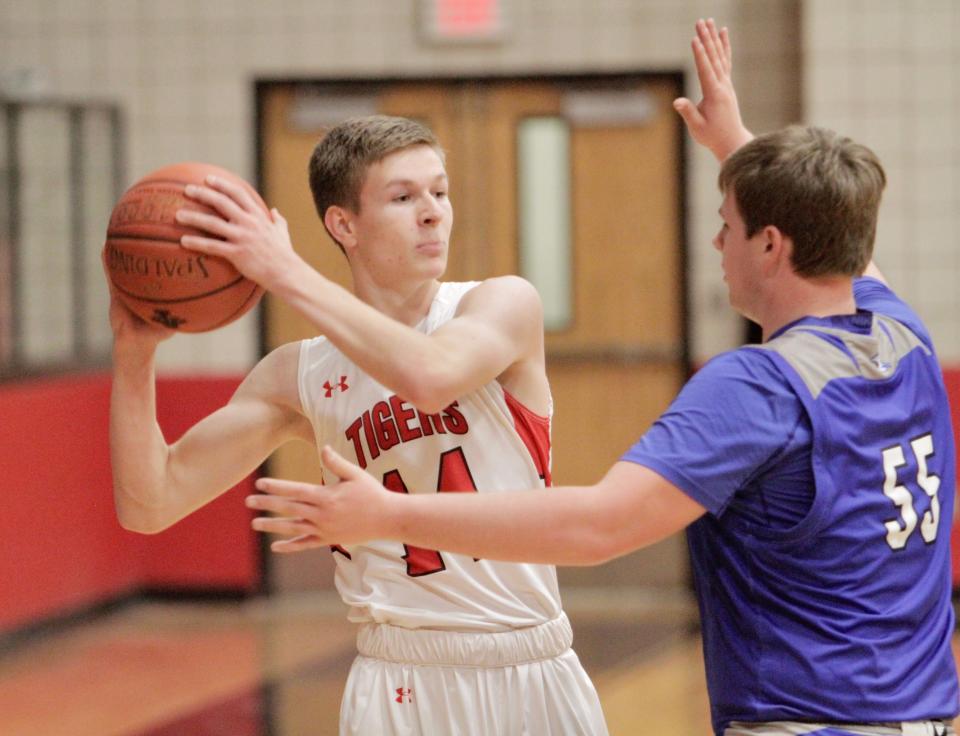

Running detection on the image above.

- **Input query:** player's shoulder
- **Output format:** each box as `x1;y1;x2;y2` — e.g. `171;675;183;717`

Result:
296;332;336;361
237;341;305;413
697;345;786;382
253;340;302;376
254;339;338;389
668;348;803;444
854;276;933;348
454;275;543;312
681;346;797;409
295;333;354;387
477;273;538;291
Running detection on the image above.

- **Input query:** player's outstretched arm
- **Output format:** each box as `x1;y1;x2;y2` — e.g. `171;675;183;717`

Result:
110;338;312;533
673;18;753;161
247;446;706;565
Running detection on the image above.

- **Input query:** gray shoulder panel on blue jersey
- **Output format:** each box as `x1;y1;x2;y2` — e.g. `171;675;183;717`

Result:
753;314;930;399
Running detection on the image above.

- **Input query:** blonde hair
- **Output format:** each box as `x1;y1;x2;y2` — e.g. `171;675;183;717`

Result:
308;115;444;250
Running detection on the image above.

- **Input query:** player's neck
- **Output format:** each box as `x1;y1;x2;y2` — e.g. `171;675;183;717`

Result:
355;277;442;326
759;274;856;341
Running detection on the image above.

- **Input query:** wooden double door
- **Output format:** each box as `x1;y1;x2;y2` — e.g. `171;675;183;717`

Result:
257;75;689;594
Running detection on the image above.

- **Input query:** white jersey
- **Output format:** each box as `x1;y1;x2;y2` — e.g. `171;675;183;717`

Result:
298;281;563;632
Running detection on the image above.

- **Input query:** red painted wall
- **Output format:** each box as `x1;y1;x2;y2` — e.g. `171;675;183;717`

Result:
0;372;260;635
945;369;960;583
144;376;261;590
2;366;959;635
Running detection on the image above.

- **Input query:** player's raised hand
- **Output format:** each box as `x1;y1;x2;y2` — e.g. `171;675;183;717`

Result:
673;18;753;161
177;175;305;293
247;445;396;552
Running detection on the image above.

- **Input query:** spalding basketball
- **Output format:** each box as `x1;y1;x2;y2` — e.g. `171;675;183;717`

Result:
103;162;266;333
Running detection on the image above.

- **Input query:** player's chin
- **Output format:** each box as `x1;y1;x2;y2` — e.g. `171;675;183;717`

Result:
416;250;448;277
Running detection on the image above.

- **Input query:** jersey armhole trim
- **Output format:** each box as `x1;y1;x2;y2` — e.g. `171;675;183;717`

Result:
503;389;552;487
296;338;312;422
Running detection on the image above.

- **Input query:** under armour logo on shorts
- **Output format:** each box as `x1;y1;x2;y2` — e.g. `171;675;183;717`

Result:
395;687;412;704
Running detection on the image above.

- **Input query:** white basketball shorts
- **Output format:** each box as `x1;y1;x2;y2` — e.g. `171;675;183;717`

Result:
339;612;608;735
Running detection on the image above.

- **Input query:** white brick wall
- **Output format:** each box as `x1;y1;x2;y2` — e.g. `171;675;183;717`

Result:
2;0;953;368
804;0;960;358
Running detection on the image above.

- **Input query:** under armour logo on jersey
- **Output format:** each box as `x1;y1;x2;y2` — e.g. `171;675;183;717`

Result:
323;376;349;397
395;687;412;704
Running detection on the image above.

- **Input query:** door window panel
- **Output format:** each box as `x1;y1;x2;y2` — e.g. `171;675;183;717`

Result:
517;116;572;332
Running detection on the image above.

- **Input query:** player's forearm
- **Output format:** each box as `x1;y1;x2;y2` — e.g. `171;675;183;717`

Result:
109;345;175;532
384;486;624;566
713;127;754;162
271;265;469;412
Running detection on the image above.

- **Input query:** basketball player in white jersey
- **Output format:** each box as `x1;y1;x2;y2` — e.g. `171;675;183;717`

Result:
107;116;607;734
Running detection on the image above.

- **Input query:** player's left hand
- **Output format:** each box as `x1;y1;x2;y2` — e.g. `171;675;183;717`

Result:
176;175;306;293
246;445;396;552
102;249;175;350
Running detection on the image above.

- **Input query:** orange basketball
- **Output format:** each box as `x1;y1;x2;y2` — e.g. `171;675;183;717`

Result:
103;162;266;333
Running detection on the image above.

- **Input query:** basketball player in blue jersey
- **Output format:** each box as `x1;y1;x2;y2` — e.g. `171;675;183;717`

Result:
247;19;960;736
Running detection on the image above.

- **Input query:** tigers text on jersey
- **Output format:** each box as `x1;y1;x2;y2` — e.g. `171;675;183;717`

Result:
298;281;562;632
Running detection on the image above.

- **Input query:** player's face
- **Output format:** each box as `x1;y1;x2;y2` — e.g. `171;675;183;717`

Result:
349;144;453;284
713;190;766;319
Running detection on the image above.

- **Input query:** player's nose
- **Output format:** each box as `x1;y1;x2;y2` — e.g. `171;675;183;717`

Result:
419;194;445;225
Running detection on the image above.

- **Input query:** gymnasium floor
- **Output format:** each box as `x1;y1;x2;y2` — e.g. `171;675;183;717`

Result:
2;592;957;736
1;590;709;735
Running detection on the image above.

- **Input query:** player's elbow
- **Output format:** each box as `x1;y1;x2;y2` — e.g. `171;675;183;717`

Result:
405;392;456;417
116;510;167;535
396;365;460;415
114;491;175;535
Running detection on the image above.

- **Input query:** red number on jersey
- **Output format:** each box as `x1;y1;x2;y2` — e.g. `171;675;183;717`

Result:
383;447;478;577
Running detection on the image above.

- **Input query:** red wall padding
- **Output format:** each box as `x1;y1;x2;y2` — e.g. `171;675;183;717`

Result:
0;372;260;635
945;369;960;583
142;375;261;590
2;367;959;634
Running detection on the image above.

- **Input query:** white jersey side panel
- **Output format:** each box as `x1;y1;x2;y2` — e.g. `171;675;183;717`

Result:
298;281;562;632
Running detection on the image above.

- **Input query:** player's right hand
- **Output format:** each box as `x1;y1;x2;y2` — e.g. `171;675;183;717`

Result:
672;18;753;162
247;445;397;552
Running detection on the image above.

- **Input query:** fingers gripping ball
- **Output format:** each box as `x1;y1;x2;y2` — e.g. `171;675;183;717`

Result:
103;162;266;332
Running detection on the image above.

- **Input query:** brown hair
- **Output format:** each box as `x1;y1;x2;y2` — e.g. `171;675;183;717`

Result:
718;125;886;277
308;115;444;250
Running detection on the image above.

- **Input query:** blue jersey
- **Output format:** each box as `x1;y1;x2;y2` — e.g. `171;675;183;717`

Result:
622;278;959;734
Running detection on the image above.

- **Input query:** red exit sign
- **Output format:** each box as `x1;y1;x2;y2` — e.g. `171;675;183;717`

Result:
420;0;507;42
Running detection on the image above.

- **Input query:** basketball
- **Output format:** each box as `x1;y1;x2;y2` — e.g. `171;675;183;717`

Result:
103;161;266;333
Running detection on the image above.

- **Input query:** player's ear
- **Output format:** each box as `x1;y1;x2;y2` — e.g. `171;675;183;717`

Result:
761;225;790;275
324;206;357;250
